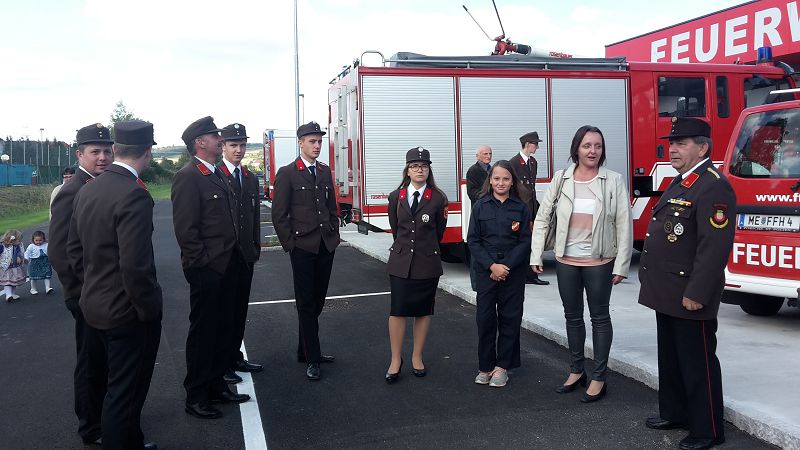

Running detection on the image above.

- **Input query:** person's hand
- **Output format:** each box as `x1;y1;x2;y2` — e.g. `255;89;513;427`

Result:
490;263;509;281
612;275;626;285
489;273;502;282
682;297;704;311
531;265;543;274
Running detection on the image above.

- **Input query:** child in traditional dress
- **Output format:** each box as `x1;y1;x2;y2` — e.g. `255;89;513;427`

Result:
1;229;26;302
24;230;53;295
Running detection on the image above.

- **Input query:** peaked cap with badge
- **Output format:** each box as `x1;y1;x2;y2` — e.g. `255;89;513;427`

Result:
221;123;249;141
519;131;543;144
181;116;222;146
296;121;326;139
660;117;711;140
406;147;432;165
76;123;114;146
114;120;157;146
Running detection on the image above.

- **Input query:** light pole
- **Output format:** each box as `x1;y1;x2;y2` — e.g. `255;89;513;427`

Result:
39;128;43;168
293;0;300;130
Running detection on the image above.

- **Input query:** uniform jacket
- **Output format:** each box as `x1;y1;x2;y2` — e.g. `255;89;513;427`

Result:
530;165;633;277
509;153;539;218
468;195;532;273
465;161;489;205
49;168;93;307
66;165;162;330
172;156;238;274
638;160;736;320
272;157;340;254
218;162;261;262
387;186;448;279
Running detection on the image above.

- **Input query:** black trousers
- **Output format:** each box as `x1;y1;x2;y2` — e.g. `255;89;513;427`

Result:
289;243;335;363
229;259;254;366
68;305;108;442
475;267;525;372
656;313;724;440
554;260;614;381
183;260;236;403
99;319;161;450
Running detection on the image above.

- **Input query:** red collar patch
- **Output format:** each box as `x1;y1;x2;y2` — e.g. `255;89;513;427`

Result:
196;163;212;176
295;159;306;171
136;178;148;191
680;172;699;189
423;187;432;201
219;164;231;177
399;190;407;200
241;166;249;177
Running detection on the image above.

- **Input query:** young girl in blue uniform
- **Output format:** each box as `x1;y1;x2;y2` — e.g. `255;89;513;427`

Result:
24;230;53;295
467;160;531;387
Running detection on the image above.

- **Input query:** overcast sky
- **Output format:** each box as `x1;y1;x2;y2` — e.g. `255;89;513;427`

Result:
0;0;740;147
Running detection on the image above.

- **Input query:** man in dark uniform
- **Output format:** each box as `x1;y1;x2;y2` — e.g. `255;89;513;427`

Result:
466;144;492;204
272;121;340;381
217;123;263;378
639;118;736;450
49;123;113;446
66;120;161;450
172;116;249;420
509;131;549;285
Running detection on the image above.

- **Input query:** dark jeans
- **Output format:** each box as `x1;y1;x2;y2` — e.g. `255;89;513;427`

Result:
289;243;335;363
555;260;614;381
68;305;108;442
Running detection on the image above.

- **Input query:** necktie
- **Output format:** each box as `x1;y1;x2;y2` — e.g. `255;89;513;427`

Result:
411;191;420;215
309;165;316;178
233;167;242;196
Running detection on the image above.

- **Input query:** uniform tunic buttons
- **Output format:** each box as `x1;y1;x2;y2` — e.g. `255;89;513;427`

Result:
645;233;650;237
295;231;299;234
642;266;647;270
411;249;414;252
213;194;218;198
674;212;679;216
411;239;414;243
679;271;685;276
652;217;657;221
411;230;415;233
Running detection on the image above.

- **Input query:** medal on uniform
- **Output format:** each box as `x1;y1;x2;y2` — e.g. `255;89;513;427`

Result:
663;221;673;234
511;221;520;231
422;213;430;223
667;233;678;243
674;222;684;236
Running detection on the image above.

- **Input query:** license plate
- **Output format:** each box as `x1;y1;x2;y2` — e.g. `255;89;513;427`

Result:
737;213;800;232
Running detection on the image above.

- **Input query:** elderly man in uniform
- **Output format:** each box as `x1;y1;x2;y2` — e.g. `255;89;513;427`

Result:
509;131;549;285
172;116;249;420
466;144;492;204
272;121;340;381
217;123;263;379
49;123;113;446
66;120;161;450
639;118;736;450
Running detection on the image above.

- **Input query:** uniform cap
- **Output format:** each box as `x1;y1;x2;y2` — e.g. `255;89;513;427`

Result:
114;120;156;146
182;116;222;146
221;123;249;141
406;146;432;164
297;121;326;139
76;123;114;146
660;117;711;140
519;131;542;144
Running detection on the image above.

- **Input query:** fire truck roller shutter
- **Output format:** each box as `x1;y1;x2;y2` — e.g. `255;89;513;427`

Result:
550;78;631;193
361;76;459;205
459;77;549;179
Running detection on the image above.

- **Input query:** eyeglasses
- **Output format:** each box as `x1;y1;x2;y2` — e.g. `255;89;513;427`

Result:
409;164;430;171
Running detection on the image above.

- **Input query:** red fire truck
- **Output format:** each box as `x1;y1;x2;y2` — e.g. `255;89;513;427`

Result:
721;99;800;316
327;49;797;259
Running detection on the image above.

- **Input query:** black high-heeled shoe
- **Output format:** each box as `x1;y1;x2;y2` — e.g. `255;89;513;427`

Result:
580;382;607;403
555;371;587;394
385;358;403;384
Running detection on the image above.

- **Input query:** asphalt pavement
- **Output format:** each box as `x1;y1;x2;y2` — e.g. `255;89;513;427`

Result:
0;201;777;449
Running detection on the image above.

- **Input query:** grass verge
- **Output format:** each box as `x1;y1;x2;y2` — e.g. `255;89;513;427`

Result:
0;210;50;233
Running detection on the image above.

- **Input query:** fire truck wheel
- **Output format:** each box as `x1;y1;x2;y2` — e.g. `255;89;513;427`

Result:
739;295;784;316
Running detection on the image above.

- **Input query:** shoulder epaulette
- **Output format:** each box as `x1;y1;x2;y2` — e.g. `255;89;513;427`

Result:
706;167;721;179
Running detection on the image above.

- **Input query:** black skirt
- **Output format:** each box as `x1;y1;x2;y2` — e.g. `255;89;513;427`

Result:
389;275;439;317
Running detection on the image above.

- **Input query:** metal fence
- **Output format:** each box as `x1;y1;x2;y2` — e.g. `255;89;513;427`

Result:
0;139;76;185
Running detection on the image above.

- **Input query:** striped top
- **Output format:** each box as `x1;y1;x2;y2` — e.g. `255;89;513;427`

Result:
556;176;613;267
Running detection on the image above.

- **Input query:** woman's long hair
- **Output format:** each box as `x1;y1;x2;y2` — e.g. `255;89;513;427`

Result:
477;160;523;199
397;162;449;203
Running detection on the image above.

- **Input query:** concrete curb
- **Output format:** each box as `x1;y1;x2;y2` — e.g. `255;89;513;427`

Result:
344;235;800;449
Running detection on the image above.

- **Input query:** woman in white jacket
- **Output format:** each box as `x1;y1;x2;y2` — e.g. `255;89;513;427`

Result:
530;125;633;403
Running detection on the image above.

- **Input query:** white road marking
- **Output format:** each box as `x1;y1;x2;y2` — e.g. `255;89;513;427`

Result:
237;342;268;450
249;291;391;306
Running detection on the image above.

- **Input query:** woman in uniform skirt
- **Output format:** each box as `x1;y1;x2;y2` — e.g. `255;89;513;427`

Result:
385;147;448;383
467;160;531;387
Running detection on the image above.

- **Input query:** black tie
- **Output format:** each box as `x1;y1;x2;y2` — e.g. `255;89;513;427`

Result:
233;167;242;196
411;191;420;215
309;165;316;178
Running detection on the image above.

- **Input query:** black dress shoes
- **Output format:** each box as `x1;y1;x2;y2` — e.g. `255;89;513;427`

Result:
306;363;321;380
210;389;251;404
411;366;427;377
526;277;550;285
555;372;587;394
224;369;243;384
185;401;222;419
143;443;158;450
385;359;403;384
645;417;688;430
298;354;335;363
679;435;725;450
580;383;607;403
233;360;263;372
82;436;102;446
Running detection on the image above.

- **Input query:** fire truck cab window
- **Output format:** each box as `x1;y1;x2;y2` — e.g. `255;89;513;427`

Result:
657;77;706;118
743;76;793;107
728;109;800;178
716;76;729;118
